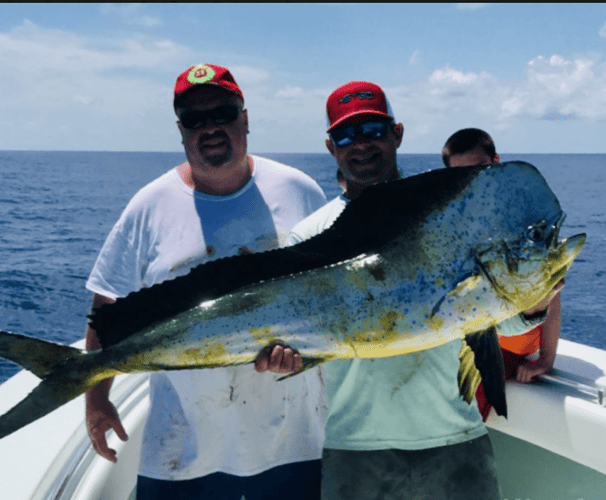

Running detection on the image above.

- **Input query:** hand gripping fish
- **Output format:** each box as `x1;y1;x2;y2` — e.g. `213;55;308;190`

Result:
0;161;586;439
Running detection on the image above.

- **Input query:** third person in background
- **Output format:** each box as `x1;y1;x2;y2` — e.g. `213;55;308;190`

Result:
442;127;563;420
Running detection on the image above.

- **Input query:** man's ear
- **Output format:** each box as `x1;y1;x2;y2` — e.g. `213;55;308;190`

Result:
326;137;336;157
176;121;186;144
243;109;250;134
393;123;404;147
493;153;500;164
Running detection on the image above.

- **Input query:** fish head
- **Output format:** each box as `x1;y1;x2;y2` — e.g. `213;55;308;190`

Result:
474;212;586;312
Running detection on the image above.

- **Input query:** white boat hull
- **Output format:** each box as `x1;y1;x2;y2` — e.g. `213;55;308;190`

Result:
1;339;605;499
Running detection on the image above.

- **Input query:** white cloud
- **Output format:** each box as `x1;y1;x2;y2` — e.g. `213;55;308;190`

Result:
429;66;481;85
99;4;162;29
229;65;271;86
409;50;420;65
1;19;605;153
508;54;606;121
456;3;486;11
420;54;606;124
383;67;508;148
0;20;308;152
379;52;606;152
0;21;193;150
599;22;606;38
1;20;185;74
276;85;304;99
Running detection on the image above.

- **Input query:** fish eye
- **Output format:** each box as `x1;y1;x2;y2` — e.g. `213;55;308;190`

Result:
526;221;546;241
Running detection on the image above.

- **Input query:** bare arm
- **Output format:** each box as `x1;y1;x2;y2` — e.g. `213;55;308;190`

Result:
497;278;564;337
516;293;561;383
85;293;128;462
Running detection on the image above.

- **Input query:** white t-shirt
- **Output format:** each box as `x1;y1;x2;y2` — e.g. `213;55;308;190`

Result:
87;155;328;480
289;195;543;452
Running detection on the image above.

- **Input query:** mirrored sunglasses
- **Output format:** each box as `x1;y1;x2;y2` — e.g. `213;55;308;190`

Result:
330;120;393;147
179;105;242;130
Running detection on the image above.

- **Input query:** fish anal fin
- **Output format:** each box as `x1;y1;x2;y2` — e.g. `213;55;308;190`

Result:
277;357;327;381
0;330;82;379
458;340;483;404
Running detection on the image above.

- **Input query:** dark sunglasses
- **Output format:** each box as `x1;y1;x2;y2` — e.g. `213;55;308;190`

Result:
179;105;243;130
330;120;393;147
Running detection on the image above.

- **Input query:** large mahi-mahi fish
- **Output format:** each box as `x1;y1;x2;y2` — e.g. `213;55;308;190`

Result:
0;161;586;439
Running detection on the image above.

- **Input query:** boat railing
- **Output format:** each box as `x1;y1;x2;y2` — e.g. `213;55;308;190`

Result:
537;369;606;407
34;374;149;500
33;365;606;498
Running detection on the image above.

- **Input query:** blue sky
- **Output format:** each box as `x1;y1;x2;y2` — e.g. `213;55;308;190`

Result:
1;3;605;153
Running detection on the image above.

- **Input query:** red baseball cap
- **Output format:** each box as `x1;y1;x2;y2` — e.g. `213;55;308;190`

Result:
174;63;243;109
326;81;393;132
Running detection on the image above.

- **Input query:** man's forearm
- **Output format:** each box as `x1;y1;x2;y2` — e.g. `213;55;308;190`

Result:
85;295;116;404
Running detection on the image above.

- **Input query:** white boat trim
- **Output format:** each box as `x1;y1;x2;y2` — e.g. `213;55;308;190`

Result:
486;338;606;477
34;374;148;500
1;338;605;499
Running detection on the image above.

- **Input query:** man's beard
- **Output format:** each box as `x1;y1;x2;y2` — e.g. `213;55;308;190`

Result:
197;132;233;168
203;149;233;168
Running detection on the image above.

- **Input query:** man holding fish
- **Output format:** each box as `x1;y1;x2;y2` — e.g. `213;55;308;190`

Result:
0;73;580;500
85;64;328;499
286;81;561;499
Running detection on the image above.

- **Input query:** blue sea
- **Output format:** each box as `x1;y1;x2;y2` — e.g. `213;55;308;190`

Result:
0;152;604;383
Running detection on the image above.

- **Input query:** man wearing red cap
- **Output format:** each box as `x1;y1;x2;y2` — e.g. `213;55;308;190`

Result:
287;81;553;499
84;63;328;499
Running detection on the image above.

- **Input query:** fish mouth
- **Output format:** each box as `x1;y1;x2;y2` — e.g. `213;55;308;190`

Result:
539;231;586;298
545;212;566;249
552;232;586;269
472;221;586;310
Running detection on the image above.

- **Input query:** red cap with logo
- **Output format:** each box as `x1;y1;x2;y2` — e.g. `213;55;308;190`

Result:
174;63;243;109
326;81;393;132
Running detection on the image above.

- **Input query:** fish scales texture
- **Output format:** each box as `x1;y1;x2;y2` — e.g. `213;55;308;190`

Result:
89;164;478;348
0;161;587;439
90;160;580;366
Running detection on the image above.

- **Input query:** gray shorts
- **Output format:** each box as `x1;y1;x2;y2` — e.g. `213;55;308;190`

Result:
321;435;500;500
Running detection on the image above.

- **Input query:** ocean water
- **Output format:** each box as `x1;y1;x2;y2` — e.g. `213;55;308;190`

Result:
0;151;604;383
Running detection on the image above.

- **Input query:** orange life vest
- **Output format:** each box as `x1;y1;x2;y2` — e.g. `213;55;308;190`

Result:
499;324;542;356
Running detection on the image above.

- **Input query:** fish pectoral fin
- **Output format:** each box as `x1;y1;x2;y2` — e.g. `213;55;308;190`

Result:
431;273;482;318
277;357;327;381
463;327;507;418
458;340;483;404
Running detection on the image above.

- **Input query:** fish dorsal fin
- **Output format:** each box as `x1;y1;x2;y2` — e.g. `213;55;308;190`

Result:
89;166;483;348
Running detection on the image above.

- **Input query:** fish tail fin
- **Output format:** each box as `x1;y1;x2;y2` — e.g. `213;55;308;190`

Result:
0;329;82;379
460;327;507;418
0;330;93;439
277;357;327;381
0;369;91;440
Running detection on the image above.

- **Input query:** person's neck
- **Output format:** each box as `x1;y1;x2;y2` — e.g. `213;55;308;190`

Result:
344;182;365;200
180;155;253;195
345;169;401;200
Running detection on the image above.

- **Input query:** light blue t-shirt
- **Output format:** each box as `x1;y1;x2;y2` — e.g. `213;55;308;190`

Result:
288;195;542;451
